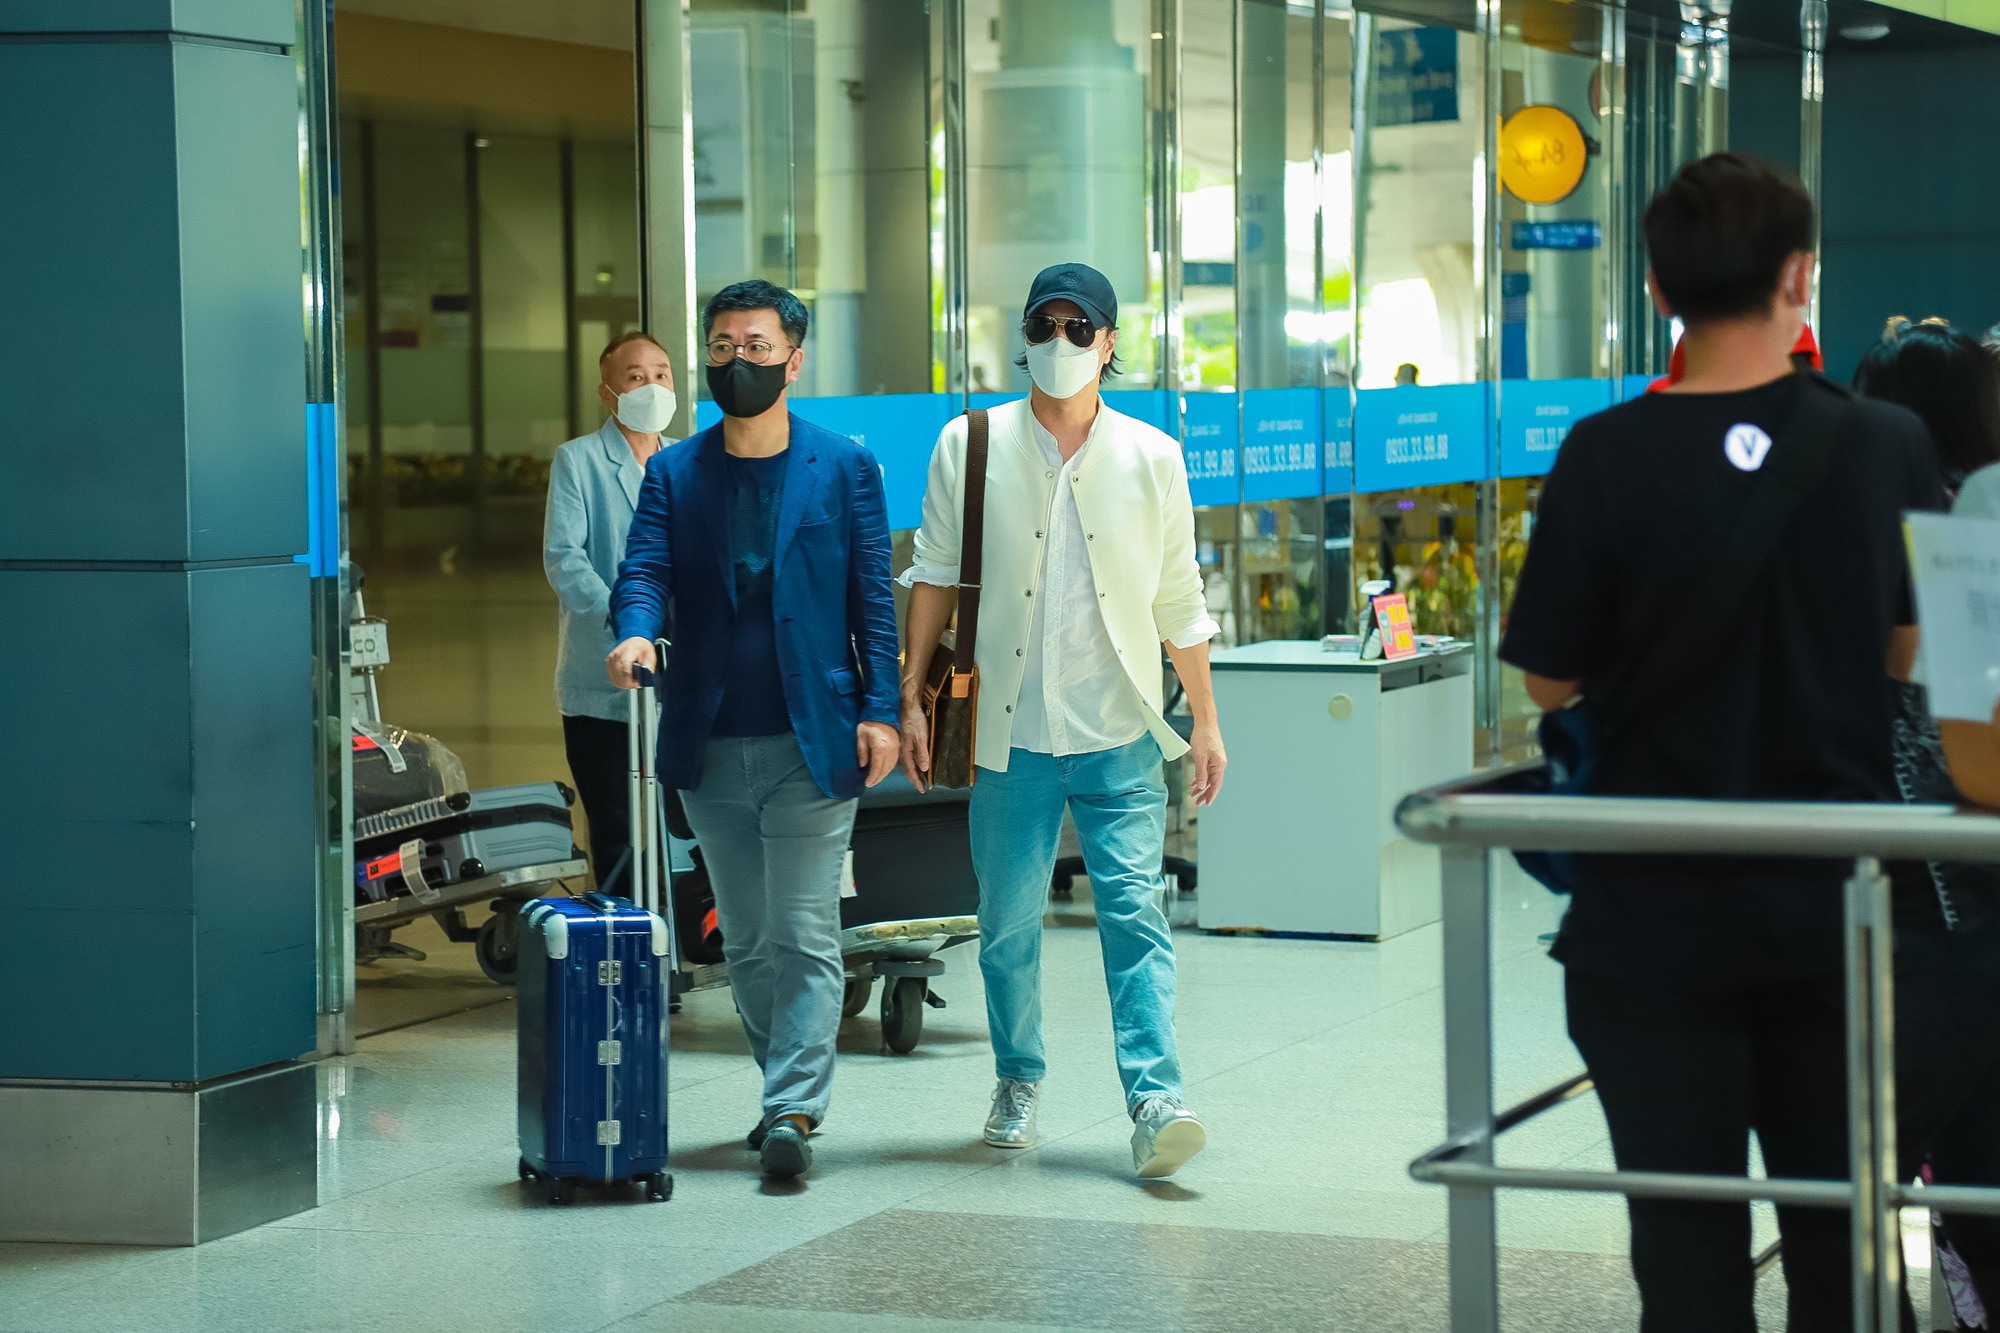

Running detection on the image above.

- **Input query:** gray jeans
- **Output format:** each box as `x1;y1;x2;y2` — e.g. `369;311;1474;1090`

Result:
679;734;856;1128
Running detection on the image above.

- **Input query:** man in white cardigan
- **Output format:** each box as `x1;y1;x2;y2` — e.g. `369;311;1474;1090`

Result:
899;263;1228;1180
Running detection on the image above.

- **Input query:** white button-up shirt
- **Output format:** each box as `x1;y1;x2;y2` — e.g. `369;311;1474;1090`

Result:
1013;413;1153;756
901;398;1218;773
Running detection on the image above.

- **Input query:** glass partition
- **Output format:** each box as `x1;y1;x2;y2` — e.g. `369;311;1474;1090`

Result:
630;0;1773;749
1233;0;1350;646
1350;11;1488;671
1180;0;1240;642
966;0;1161;396
1491;0;1619;751
685;0;938;400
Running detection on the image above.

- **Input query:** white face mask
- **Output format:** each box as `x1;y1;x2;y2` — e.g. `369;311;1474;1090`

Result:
610;381;676;434
1026;336;1102;400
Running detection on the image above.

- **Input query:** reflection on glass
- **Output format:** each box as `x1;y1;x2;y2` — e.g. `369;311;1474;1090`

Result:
1352;485;1482;639
1676;0;1731;157
1180;0;1237;641
1492;6;1617;749
1351;14;1487;661
367;124;475;553
1497;34;1612;382
479;135;567;474
570;140;644;431
966;0;1159;393
340;119;645;562
1234;0;1348;644
689;0;934;400
1355;22;1485;390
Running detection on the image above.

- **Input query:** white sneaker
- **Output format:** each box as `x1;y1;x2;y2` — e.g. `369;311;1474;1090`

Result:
1130;1095;1206;1179
983;1079;1041;1148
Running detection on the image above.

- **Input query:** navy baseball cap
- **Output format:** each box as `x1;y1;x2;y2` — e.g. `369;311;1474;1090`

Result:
1024;263;1117;329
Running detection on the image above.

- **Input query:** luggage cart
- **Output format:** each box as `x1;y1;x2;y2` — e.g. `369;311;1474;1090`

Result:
837;917;979;1054
355;857;589;984
630;649;978;1052
347;569;593;981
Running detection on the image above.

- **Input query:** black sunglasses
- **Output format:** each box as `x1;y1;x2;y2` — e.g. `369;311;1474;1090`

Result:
1023;313;1098;349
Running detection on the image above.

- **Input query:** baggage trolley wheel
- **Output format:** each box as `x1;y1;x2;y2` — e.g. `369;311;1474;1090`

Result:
881;977;927;1054
475;911;520;986
517;1158;538;1183
643;1172;674;1202
548;1179;575;1206
841;976;872;1018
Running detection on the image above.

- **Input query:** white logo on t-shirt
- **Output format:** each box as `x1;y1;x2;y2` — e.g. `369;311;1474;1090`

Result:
1725;423;1774;472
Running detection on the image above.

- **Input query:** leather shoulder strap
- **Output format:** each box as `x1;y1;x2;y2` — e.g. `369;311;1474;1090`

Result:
956;409;989;670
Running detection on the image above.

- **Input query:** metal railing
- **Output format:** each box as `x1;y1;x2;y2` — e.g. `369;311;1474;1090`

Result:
1395;765;2000;1331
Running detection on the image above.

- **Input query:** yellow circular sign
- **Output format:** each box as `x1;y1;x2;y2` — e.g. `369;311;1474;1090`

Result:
1499;105;1588;205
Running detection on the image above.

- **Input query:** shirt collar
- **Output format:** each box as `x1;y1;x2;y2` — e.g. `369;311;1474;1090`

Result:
1026;401;1104;467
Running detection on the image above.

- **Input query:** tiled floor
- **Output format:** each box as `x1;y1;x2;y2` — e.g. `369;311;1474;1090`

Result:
2;868;1807;1331
0;564;1858;1330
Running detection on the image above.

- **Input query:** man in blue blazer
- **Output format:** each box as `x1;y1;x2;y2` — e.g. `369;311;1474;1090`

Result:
608;279;900;1181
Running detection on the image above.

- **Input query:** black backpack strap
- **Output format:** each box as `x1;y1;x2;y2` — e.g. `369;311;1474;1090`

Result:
1590;377;1860;743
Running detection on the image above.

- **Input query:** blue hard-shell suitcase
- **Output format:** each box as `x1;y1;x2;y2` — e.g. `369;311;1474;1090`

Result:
516;894;673;1203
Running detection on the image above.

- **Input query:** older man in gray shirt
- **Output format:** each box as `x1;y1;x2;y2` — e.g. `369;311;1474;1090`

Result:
543;331;680;893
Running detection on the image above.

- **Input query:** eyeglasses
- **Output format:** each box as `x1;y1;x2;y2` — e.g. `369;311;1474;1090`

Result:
1023;313;1099;349
705;338;792;366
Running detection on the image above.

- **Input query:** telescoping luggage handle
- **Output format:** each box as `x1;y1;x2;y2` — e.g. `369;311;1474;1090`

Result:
626;640;672;922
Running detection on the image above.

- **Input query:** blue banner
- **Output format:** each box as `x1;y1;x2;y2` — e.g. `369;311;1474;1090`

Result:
1353;383;1489;493
1102;388;1173;434
1498;378;1612;479
694;393;952;530
1240;387;1320;503
1324;388;1355;496
1181;392;1240;508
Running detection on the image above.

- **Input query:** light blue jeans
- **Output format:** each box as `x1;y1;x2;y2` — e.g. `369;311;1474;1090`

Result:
679;735;857;1128
968;736;1182;1109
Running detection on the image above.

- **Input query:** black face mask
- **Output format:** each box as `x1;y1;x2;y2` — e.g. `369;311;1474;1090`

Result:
706;356;790;419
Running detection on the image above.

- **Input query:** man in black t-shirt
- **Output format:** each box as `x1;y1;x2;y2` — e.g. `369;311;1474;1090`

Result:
1503;153;1942;1331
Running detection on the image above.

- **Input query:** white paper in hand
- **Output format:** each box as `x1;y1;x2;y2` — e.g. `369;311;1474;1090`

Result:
1908;511;2000;722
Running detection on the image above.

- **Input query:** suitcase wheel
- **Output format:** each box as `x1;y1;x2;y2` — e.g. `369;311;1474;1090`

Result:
643;1172;673;1203
517;1158;538;1183
548;1179;575;1206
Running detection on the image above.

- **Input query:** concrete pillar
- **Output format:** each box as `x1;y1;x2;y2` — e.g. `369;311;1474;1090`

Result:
0;0;318;1244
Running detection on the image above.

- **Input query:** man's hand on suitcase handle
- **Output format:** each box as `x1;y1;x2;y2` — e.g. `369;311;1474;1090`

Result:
608;637;657;689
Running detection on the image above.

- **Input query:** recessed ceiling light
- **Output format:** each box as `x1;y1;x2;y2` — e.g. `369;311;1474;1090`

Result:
1840;19;1891;39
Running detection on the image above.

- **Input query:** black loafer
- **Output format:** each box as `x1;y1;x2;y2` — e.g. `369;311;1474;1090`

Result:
745;1121;767;1151
759;1122;811;1179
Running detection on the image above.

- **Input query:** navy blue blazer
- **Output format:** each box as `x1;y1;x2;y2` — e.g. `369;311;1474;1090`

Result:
609;415;901;801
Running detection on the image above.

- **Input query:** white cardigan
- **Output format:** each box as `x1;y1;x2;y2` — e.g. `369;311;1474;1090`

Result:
901;397;1215;773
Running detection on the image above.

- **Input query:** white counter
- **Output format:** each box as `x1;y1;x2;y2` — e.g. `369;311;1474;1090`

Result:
1197;640;1475;940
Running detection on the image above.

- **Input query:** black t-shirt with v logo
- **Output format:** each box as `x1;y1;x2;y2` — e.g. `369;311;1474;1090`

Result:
1502;374;1945;986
